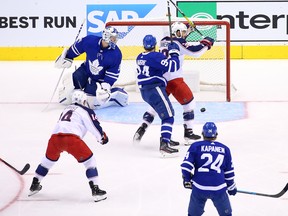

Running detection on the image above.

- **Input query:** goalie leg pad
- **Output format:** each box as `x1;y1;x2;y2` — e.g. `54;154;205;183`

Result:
58;71;74;104
110;87;129;107
95;87;129;109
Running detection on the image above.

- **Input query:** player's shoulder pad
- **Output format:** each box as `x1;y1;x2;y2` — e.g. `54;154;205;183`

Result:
76;103;95;115
161;36;171;41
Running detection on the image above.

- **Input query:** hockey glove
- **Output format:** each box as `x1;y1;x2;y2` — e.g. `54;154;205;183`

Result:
101;131;109;145
95;82;111;106
55;47;73;69
200;36;215;50
182;175;193;189
185;24;195;38
227;184;237;196
183;181;192;189
168;42;180;57
101;82;111;92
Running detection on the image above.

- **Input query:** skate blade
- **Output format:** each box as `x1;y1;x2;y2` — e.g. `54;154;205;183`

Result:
94;195;107;202
169;144;180;149
133;137;141;145
160;151;179;158
28;190;41;197
133;133;142;144
183;138;197;146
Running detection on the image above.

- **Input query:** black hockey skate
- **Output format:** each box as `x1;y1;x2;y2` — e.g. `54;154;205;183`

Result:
169;140;180;148
89;181;107;202
28;177;42;197
133;123;148;143
184;124;201;145
160;138;179;157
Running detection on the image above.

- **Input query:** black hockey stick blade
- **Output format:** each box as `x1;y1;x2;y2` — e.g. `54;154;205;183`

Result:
238;183;288;198
19;163;31;175
0;158;30;175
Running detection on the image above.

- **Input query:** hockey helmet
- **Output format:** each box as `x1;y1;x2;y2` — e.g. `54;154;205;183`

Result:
143;34;157;50
202;122;218;138
172;22;188;38
102;26;119;49
71;90;90;108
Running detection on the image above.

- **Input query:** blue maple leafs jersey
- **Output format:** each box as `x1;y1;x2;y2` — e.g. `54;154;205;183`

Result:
136;51;180;88
181;140;235;194
66;35;122;87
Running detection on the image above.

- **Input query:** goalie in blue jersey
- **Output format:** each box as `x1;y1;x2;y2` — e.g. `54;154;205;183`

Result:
55;26;128;109
135;34;180;157
181;122;237;216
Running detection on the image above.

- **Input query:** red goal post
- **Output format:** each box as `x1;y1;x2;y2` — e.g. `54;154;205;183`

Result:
106;18;232;101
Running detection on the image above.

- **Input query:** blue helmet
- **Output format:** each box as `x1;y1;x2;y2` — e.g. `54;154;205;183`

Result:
202;122;218;138
143;34;157;50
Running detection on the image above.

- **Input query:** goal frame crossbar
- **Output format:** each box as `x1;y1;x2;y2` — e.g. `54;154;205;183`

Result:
106;19;231;101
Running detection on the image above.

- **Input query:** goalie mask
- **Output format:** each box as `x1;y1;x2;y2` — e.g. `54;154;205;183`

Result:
102;26;119;49
143;34;157;50
71;90;90;108
172;22;188;38
202;122;218;138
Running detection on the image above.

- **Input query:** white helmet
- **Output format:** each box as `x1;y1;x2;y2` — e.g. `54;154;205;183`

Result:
71;90;90;108
172;22;188;38
102;26;119;49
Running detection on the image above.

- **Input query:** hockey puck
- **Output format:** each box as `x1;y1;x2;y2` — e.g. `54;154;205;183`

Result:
200;108;206;112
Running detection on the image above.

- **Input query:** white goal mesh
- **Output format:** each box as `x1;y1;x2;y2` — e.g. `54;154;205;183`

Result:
106;17;232;101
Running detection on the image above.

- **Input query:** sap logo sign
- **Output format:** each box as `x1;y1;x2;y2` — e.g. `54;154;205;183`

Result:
87;4;156;36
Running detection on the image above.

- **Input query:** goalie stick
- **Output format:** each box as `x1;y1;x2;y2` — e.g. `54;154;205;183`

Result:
168;0;204;38
0;157;30;175
238;183;288;198
43;18;86;111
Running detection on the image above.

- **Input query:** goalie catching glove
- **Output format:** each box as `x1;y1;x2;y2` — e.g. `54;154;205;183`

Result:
55;47;73;69
200;36;215;50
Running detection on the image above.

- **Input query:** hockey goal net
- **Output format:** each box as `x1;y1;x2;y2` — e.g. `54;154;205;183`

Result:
106;17;232;101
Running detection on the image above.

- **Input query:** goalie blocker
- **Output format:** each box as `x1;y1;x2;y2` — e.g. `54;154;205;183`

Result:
58;71;129;109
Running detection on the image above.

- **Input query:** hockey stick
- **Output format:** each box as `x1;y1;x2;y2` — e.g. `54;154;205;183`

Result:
168;0;204;38
43;19;86;111
238;183;288;198
166;0;173;42
0;157;30;175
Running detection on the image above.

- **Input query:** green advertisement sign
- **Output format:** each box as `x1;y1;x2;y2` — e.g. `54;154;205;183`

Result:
177;1;217;40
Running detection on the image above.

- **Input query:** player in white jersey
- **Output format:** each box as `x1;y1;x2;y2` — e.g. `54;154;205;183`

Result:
134;22;215;146
28;90;109;202
181;122;237;216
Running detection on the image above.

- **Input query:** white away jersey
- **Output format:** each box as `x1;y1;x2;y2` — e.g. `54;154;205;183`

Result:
52;104;103;142
160;36;208;81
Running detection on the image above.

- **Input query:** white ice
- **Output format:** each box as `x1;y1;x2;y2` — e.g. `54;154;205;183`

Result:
0;60;288;216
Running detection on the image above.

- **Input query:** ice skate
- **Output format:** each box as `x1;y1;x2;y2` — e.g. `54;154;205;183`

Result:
169;139;180;148
133;123;148;143
184;124;201;145
28;177;42;197
89;181;107;202
160;138;179;157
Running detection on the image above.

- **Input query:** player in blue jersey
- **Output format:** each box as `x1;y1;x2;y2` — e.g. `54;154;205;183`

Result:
135;34;180;157
28;90;109;202
134;22;215;146
181;122;237;215
55;26;128;109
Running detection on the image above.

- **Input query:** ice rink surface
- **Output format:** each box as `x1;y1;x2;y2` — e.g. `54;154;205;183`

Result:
0;60;288;216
